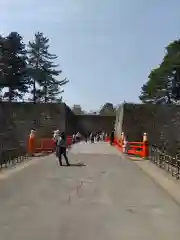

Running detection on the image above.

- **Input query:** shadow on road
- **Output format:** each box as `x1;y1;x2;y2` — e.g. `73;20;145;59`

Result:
69;162;86;167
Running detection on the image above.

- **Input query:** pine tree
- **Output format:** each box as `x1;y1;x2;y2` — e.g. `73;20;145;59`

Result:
27;32;68;103
139;39;180;104
0;32;29;102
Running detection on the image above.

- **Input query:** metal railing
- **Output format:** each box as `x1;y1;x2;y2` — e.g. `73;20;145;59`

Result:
0;146;28;168
0;132;28;169
149;145;180;179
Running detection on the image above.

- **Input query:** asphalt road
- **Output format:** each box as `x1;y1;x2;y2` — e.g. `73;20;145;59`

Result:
0;142;180;239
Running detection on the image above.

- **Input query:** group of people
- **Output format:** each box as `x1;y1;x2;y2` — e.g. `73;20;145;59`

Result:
72;131;107;144
53;130;70;166
89;132;107;143
72;132;82;144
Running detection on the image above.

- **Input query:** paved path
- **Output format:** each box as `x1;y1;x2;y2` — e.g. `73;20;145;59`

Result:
0;142;180;239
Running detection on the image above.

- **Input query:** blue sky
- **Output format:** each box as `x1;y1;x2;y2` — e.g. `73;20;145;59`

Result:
1;0;180;111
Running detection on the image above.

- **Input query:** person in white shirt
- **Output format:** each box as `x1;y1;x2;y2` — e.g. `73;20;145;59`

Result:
53;130;60;153
53;130;60;141
72;134;76;144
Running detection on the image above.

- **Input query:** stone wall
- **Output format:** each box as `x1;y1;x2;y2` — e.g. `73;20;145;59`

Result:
75;114;115;134
0;103;18;149
115;103;180;156
0;102;115;150
64;105;77;135
2;101;179;156
0;102;66;149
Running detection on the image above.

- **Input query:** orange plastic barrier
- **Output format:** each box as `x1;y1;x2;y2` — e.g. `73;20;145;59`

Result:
127;141;149;158
114;138;122;151
36;138;56;153
127;142;144;157
67;136;72;146
105;137;119;146
35;136;73;153
106;136;149;158
105;137;110;142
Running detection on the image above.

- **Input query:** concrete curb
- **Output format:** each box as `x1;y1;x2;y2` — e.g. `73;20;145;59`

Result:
134;161;180;206
117;150;180;206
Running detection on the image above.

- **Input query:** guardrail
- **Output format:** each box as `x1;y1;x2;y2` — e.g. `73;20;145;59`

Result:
0;145;28;169
149;145;180;179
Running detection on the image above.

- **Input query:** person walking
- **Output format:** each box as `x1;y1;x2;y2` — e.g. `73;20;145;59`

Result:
72;134;76;144
97;133;100;142
90;132;94;143
53;130;60;152
84;132;88;143
110;129;114;145
57;132;70;166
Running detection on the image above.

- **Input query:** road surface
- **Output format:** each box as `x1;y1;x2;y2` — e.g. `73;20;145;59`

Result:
0;142;180;239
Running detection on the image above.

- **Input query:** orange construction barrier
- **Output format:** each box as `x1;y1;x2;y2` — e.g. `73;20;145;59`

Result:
67;136;72;146
105;133;123;148
36;138;56;153
35;135;73;153
109;132;149;159
114;138;122;150
114;132;124;151
127;141;144;157
105;136;110;142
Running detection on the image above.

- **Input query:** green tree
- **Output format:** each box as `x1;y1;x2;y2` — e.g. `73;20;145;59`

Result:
139;67;168;103
27;32;68;103
0;32;29;102
99;102;115;115
139;39;180;104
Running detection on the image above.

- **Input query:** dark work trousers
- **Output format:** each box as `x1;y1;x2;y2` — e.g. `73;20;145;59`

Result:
91;137;94;143
58;147;70;166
